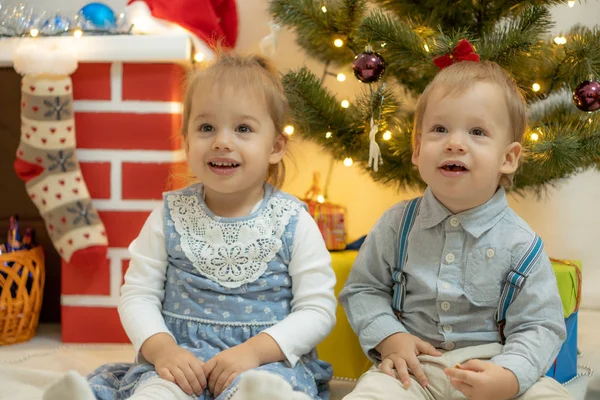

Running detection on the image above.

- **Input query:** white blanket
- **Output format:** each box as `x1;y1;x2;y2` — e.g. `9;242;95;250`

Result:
0;339;134;400
0;365;62;400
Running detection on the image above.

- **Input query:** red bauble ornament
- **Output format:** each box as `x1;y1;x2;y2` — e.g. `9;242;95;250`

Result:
352;50;386;83
573;80;600;112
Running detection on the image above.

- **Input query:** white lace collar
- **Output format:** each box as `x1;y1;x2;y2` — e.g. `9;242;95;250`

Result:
167;185;300;288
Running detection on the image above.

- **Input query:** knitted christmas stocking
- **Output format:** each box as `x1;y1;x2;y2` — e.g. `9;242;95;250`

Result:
13;44;108;268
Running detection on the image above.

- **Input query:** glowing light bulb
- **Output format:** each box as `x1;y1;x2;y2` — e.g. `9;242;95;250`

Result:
383;130;392;141
531;133;539;141
284;125;295;135
343;158;353;167
532;83;541;92
30;29;39;37
325;132;332;139
334;39;344;47
321;6;327;12
194;53;204;62
341;100;350;108
73;29;83;37
317;195;325;203
424;44;430;52
553;36;567;45
337;73;346;82
568;0;575;7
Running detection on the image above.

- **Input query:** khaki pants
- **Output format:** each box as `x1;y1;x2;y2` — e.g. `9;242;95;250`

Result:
342;343;572;400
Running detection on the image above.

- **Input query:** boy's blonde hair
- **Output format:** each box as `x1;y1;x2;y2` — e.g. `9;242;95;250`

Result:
181;52;289;188
412;61;527;188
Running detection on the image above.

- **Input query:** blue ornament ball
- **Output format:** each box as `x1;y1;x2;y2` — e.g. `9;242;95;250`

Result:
80;2;116;29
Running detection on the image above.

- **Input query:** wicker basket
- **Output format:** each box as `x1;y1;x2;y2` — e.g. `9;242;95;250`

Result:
0;246;45;345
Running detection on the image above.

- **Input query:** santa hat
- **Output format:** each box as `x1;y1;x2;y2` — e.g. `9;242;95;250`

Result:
127;0;238;49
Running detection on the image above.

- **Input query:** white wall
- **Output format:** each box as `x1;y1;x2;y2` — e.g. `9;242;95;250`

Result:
9;0;600;308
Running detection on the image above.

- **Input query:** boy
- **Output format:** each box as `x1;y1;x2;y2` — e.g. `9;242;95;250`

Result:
340;61;571;400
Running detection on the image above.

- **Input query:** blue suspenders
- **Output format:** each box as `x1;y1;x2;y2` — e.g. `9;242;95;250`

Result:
391;197;422;320
392;197;422;315
495;235;544;341
391;197;544;344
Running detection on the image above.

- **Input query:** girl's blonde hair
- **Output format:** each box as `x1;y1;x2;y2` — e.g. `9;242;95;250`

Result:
181;52;289;188
412;61;527;188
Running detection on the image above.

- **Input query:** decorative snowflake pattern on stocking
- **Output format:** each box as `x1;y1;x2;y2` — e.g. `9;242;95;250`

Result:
44;97;71;120
47;150;75;172
67;201;98;226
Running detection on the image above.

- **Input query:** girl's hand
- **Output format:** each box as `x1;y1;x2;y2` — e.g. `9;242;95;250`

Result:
203;342;261;397
141;333;207;396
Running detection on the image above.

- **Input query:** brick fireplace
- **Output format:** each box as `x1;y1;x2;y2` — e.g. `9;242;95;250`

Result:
0;35;204;343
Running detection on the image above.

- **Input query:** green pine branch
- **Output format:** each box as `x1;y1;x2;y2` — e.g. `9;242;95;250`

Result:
554;25;600;87
524;25;600;103
283;66;363;159
270;0;366;66
358;10;437;95
370;0;568;35
283;67;424;188
496;93;599;194
479;5;554;90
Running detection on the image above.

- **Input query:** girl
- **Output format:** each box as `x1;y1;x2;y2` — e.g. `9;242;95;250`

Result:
45;53;336;400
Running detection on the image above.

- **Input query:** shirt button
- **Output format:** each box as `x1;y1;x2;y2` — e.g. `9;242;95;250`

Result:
486;248;495;258
445;253;455;263
441;301;451;311
443;342;455;350
443;324;453;333
449;217;459;227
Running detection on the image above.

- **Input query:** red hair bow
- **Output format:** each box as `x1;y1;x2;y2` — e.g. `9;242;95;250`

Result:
433;39;480;69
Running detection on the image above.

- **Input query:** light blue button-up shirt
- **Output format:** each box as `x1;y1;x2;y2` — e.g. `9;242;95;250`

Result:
340;187;566;394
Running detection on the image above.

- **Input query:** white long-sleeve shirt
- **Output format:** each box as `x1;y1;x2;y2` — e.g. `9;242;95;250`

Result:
118;203;337;367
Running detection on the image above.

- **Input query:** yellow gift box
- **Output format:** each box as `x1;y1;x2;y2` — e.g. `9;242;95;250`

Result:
316;251;369;380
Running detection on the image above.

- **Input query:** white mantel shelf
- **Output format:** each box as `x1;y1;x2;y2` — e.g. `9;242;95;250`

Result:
0;34;199;67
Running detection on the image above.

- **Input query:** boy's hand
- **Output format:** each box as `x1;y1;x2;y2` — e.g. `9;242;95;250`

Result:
444;359;519;400
376;332;442;388
203;342;261;397
141;333;207;396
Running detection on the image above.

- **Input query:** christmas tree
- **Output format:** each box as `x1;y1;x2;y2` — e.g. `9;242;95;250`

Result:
269;0;600;194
